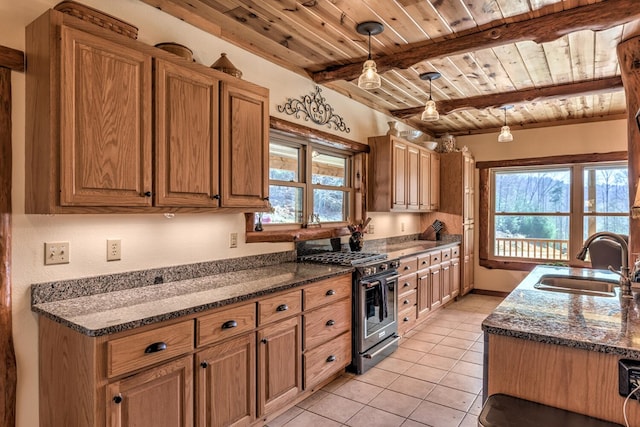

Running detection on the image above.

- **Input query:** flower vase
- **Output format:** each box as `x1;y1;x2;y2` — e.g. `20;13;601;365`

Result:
386;121;400;136
349;232;364;252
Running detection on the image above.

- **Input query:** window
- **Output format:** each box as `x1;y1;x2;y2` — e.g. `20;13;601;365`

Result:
262;131;353;227
482;156;628;267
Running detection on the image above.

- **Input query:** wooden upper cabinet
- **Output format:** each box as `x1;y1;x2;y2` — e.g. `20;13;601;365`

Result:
155;59;219;207
430;152;440;211
220;82;269;209
26;10;270;213
368;135;438;212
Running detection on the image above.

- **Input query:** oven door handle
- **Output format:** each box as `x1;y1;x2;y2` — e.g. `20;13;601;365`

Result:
362;335;401;359
385;274;400;281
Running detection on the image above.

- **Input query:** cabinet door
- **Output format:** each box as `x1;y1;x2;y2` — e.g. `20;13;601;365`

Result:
430;266;442;310
220;82;269;208
441;261;452;304
257;316;301;416
429;153;440;210
195;333;255;427
463;155;475;222
463;255;474;295
417;271;430;317
418;149;431;211
392;141;408;209
60;26;152;207
106;355;193;427
407;145;420;210
451;257;461;299
155;59;220;207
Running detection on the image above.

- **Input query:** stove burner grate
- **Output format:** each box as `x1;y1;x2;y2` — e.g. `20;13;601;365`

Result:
299;251;387;266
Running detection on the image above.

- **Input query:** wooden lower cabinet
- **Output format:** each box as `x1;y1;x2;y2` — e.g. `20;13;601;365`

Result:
450;257;461;299
441;261;452;305
195;333;255;427
257;316;302;417
106;355;193;427
417;269;431;318
39;274;352;427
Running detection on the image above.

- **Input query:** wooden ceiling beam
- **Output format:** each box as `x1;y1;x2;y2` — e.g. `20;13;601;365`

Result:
0;45;24;72
311;0;640;84
390;76;624;119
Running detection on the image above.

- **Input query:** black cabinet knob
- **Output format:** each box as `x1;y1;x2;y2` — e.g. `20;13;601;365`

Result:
403;317;410;322
404;266;410;270
143;191;152;197
326;319;335;326
263;196;269;201
326;355;336;363
403;283;410;287
144;342;167;354
326;289;336;296
276;304;288;312
211;194;220;200
221;320;237;329
200;361;209;369
261;338;268;344
113;394;123;404
403;300;410;305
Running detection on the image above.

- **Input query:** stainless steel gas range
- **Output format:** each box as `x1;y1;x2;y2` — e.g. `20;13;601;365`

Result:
299;247;400;374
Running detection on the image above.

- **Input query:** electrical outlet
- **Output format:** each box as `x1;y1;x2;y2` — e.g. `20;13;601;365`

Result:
107;239;121;261
44;242;69;265
368;223;375;234
619;359;640;399
229;232;238;248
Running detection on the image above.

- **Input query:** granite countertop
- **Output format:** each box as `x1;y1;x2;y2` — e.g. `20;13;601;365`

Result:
32;262;353;337
482;265;640;359
375;240;461;259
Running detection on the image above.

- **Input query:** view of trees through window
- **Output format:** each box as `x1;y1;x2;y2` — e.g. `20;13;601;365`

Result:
492;163;628;261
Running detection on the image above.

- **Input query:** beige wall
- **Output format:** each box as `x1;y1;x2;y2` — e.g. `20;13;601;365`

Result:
3;1;424;425
456;119;629;292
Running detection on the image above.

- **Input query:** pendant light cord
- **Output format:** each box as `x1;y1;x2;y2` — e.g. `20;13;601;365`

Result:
367;31;372;60
429;78;433;101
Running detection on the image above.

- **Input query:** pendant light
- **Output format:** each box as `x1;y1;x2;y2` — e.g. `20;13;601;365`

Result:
419;72;441;121
356;21;384;90
498;105;514;143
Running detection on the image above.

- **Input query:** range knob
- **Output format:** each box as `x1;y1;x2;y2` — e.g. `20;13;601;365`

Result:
379;263;388;271
389;260;400;269
363;267;374;276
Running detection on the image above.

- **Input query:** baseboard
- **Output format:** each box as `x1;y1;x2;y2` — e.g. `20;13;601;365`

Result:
471;289;510;298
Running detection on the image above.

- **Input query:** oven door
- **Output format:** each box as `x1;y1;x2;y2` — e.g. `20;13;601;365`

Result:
359;273;398;351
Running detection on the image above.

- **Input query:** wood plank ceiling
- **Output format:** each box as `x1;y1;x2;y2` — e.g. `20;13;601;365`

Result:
140;0;640;137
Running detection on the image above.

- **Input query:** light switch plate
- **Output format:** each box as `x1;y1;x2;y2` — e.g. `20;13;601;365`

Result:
229;232;238;248
44;242;69;265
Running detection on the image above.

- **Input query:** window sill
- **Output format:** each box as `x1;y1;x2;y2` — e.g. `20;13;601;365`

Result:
479;258;575;271
246;226;352;243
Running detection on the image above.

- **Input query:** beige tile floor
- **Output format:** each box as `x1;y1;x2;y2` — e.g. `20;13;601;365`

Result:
268;294;504;427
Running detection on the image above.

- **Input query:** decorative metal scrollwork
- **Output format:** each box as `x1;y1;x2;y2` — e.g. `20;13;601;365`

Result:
277;86;350;133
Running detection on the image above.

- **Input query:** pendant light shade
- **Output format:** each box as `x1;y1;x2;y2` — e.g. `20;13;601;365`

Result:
356;21;384;90
498;106;514;143
419;72;441;122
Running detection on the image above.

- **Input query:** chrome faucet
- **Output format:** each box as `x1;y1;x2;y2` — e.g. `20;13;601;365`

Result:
576;232;633;299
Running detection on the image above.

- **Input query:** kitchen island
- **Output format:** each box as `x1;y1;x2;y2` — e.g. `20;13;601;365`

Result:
482;265;640;424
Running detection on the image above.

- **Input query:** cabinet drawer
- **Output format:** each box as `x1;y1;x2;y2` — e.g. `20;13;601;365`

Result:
441;248;452;261
398;306;417;335
417;254;431;270
451;245;460;258
399;257;418;274
197;302;256;347
258;289;302;325
399;289;417;310
303;298;351;350
107;320;194;378
304;274;352;311
398;273;417;295
430;250;442;265
304;332;351;389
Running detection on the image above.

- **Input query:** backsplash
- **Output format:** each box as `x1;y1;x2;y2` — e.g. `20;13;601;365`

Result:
31;250;296;305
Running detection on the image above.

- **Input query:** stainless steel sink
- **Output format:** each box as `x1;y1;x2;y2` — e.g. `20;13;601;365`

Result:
533;275;617;297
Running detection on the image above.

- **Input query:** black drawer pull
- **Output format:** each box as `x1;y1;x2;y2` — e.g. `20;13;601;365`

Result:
200;361;209;369
221;320;237;329
403;300;410;305
326;319;335;326
113;394;123;404
403;282;410;287
326;355;336;362
326;289;336;296
261;338;268;344
144;342;167;354
422;260;427;265
211;194;220;200
276;304;288;312
143;191;152;197
403;317;410;322
404;265;410;270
